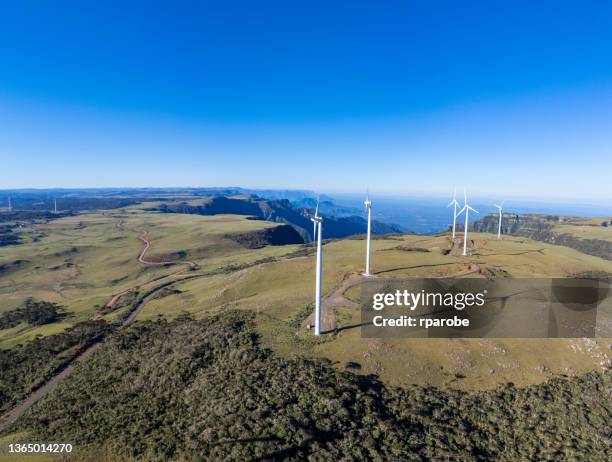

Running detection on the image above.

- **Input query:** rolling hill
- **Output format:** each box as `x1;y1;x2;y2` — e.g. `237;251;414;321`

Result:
472;213;612;261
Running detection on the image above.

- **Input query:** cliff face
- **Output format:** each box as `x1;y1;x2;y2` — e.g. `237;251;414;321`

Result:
472;214;612;261
225;224;305;249
472;213;559;236
152;196;401;242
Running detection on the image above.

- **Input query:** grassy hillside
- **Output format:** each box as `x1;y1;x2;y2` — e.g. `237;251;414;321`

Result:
0;209;301;349
473;213;612;260
138;232;612;390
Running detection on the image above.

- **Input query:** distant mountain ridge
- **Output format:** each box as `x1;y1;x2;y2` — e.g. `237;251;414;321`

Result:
151;195;402;241
290;198;362;217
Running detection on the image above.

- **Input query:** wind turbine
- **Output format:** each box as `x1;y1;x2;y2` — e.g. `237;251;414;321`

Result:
312;197;319;244
311;198;323;336
363;191;372;276
7;197;11;212
54;198;57;213
457;189;478;256
447;187;460;239
494;201;505;239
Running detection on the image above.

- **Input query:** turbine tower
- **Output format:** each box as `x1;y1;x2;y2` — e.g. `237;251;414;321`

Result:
364;191;372;276
311;199;323;336
54;198;57;213
312;219;317;244
457;189;479;256
8;197;11;212
447;187;460;239
494;201;505;239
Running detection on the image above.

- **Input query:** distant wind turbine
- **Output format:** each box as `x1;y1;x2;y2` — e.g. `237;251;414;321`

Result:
54;198;57;213
447;187;460;239
457;189;479;256
8;197;11;212
363;190;372;276
310;197;323;336
494;201;505;239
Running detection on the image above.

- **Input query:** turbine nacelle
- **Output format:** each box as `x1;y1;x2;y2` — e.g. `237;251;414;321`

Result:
311;196;322;221
447;199;459;208
457;204;479;216
459;188;478;256
364;189;372;208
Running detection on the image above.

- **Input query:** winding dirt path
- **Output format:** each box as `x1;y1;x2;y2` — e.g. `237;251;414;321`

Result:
0;224;199;433
132;227;197;270
0;339;104;432
302;273;368;333
304;237;492;334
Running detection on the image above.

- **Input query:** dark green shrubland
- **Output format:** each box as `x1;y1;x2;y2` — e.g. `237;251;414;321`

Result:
12;311;611;461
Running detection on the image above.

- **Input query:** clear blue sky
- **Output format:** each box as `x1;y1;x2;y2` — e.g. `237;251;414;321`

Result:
1;1;611;200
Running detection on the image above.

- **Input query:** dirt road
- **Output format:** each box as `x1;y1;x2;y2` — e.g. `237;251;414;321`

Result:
0;226;197;433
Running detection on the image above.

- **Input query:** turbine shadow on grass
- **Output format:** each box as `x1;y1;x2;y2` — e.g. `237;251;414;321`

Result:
375;262;457;275
321;321;372;335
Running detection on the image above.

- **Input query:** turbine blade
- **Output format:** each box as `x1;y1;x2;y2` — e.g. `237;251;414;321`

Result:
468;206;479;213
457;206;466;216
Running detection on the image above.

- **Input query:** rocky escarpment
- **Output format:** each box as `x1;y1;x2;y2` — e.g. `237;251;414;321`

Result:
472;214;612;260
151;195;402;241
225;224;305;249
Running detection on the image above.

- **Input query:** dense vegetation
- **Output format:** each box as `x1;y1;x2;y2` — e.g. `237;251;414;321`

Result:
1;196;138;213
0;299;66;329
0;210;73;223
13;311;611;461
226;224;304;248
0;224;21;246
0;320;110;413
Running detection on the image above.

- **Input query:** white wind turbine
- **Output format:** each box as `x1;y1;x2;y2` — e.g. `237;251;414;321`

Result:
54;198;58;213
494;201;505;239
311;197;323;336
8;197;11;212
363;191;372;276
447;187;460;239
457;189;478;256
311;196;319;244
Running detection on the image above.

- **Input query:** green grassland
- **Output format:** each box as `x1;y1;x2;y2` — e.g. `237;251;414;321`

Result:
1;207;610;391
0;208;300;348
137;231;612;390
553;217;612;242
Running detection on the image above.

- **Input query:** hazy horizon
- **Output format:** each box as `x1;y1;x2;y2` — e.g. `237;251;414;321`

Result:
2;186;611;235
0;186;611;207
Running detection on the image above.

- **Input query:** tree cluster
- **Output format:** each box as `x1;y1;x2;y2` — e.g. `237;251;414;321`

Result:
0;299;66;330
